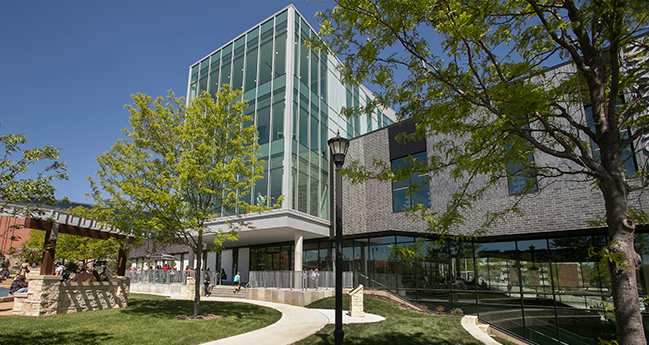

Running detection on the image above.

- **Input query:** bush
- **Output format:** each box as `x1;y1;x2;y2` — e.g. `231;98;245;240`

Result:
450;308;464;315
436;305;445;313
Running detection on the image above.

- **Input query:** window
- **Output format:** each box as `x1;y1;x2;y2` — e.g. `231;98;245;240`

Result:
392;151;430;212
585;100;637;177
507;153;538;195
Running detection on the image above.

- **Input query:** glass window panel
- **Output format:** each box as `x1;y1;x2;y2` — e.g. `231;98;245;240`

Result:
231;38;245;91
254;164;268;201
243;99;255;129
199;58;209;94
309;176;318;217
475;241;519;294
550;236;610;296
274;15;287;78
320;180;328;220
310;115;319;151
189;65;199;100
244;35;258;92
319;243;333;271
311;50;319;96
298;171;308;213
269;168;282;205
256;92;271;145
220;44;232;89
320;54;327;100
259;25;274;85
300;31;309;86
291;167;297;210
209;52;221;96
299;95;309;148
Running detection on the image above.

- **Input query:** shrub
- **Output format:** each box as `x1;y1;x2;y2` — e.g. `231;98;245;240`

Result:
436;305;445;313
450;308;464;315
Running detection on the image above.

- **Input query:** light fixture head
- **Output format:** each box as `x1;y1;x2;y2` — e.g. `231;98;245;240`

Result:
327;132;350;169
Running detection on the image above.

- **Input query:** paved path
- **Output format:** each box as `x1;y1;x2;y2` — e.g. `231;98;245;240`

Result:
196;295;384;345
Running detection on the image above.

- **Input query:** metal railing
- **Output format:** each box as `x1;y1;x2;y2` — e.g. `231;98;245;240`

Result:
125;269;224;286
248;271;354;290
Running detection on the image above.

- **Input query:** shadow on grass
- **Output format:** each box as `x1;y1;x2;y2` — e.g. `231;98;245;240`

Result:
300;328;463;345
121;294;264;320
0;330;113;345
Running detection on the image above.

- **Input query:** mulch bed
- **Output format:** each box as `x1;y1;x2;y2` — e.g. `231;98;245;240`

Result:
174;313;221;321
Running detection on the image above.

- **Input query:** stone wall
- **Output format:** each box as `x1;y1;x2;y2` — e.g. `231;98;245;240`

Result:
246;287;346;307
13;274;130;316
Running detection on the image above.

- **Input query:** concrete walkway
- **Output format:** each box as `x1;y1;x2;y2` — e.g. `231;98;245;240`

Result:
197;295;382;345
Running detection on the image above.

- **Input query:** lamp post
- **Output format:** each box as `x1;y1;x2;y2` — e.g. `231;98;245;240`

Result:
328;132;349;345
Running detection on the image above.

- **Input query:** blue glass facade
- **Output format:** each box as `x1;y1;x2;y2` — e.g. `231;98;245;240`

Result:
187;6;395;220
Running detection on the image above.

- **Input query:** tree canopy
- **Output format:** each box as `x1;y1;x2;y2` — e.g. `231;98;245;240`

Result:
317;0;648;343
0;122;67;216
80;86;278;316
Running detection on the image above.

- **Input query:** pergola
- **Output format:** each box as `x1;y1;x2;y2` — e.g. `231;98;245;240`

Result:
3;204;136;276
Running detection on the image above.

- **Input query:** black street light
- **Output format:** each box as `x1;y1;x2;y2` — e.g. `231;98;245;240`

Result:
328;132;349;345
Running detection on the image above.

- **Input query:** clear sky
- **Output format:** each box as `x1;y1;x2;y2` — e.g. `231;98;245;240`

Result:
0;0;335;204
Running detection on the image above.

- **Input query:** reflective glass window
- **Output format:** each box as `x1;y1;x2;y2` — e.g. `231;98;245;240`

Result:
244;30;258;92
220;44;232;89
232;37;245;90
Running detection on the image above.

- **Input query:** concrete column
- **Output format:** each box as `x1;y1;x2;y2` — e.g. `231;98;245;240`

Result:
188;251;195;269
295;231;304;290
238;247;250;283
221;249;233;283
294;231;304;272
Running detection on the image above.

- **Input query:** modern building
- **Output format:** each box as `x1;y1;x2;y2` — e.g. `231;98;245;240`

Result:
128;4;649;344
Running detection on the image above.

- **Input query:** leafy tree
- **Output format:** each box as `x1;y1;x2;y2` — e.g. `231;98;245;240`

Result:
0;122;68;215
81;86;278;316
317;0;649;343
0;122;67;257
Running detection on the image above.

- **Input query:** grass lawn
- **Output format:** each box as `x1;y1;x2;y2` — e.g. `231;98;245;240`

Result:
293;295;485;345
0;293;281;345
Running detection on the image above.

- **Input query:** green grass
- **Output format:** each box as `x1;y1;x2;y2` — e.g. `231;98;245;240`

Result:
0;293;281;345
293;295;485;345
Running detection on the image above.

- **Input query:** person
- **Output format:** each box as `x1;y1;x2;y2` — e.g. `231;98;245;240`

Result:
221;268;227;282
203;271;211;296
1;267;9;280
9;275;28;294
233;271;240;293
91;269;101;282
55;263;64;276
256;192;265;206
72;267;96;282
19;262;29;276
61;267;71;282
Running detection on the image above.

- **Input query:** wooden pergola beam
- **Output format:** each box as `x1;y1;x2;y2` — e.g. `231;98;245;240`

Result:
23;218;135;276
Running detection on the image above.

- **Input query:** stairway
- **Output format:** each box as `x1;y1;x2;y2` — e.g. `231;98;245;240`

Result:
206;285;246;299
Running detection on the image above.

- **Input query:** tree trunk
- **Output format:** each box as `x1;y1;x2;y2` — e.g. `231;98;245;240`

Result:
601;174;646;345
194;234;203;316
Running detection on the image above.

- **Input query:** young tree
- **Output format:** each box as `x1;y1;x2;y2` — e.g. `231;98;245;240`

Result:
83;86;276;316
0;122;67;215
317;0;648;343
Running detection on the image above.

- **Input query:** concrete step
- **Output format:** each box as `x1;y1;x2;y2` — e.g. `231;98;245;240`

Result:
206;285;246;299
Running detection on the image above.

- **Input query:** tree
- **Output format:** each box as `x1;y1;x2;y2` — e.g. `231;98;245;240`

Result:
82;86;277;316
0;122;67;255
316;0;648;343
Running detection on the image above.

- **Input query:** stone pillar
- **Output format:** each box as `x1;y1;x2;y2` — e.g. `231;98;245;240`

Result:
349;284;365;317
13;274;61;316
186;277;195;300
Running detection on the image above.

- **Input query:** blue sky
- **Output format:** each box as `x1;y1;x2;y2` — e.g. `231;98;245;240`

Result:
0;0;335;204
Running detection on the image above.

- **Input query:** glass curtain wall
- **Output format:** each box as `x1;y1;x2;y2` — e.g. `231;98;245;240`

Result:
246;231;649;344
187;10;289;217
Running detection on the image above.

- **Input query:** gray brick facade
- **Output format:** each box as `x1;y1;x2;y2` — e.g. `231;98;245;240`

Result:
341;123;649;238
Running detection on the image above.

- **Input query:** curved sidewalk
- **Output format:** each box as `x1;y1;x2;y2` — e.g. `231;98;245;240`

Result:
199;296;330;345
